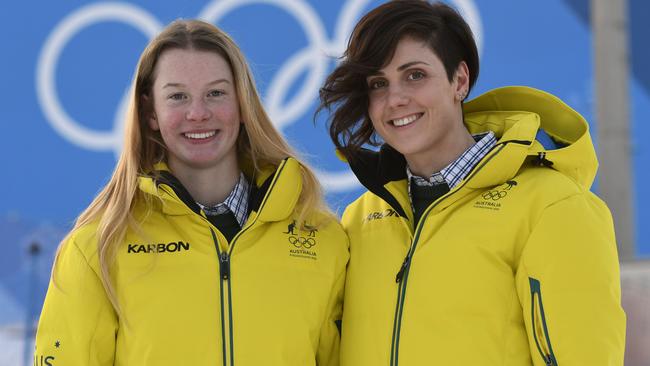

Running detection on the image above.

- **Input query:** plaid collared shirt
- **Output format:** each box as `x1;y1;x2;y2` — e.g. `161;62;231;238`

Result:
407;131;497;197
196;172;251;227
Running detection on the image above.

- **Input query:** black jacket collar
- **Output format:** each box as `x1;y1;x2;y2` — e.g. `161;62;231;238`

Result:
347;144;408;218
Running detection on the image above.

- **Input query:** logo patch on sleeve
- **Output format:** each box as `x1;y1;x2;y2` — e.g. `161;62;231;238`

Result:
33;355;56;366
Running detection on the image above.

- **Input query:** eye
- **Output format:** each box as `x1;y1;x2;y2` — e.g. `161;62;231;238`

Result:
208;89;224;97
407;70;425;81
168;93;187;101
368;78;387;90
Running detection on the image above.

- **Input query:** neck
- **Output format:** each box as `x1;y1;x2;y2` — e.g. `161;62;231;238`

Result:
406;128;475;178
169;158;240;206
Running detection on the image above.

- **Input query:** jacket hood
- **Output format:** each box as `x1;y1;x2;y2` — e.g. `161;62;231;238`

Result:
464;86;598;189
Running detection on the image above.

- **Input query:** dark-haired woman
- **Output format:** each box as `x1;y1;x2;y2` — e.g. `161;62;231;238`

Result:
319;1;625;365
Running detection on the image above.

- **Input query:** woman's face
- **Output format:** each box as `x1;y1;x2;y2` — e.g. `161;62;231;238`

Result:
148;48;241;173
366;37;469;165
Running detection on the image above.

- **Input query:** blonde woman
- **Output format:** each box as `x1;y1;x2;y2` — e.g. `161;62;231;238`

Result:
35;19;348;366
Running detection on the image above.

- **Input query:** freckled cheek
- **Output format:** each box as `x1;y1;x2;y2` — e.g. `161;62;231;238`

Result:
156;110;186;132
212;105;241;128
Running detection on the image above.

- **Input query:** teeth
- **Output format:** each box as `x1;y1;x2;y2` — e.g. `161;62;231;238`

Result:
184;131;216;139
392;114;420;127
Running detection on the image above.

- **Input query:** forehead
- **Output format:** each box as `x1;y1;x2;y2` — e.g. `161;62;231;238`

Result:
382;37;440;68
153;48;233;84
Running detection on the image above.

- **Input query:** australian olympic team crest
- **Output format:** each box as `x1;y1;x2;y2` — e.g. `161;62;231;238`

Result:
284;220;319;260
474;180;518;211
35;0;482;196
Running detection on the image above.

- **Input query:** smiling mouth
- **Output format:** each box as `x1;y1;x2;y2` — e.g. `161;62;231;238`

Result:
390;113;423;127
183;130;217;139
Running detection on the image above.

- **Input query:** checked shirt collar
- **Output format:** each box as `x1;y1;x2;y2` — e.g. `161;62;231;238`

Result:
196;172;251;227
407;131;497;194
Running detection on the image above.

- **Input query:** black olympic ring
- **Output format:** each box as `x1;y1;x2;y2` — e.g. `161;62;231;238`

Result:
288;236;316;249
482;190;507;201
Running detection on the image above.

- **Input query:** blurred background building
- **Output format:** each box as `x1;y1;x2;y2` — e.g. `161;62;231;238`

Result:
1;0;648;364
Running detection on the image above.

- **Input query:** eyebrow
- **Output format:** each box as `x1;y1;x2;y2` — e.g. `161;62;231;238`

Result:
369;61;430;77
398;61;429;71
162;79;230;88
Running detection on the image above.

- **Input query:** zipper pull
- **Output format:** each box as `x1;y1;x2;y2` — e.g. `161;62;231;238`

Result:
220;252;230;280
395;255;410;283
544;355;555;366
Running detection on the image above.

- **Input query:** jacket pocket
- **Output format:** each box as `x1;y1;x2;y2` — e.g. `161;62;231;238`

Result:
529;277;559;366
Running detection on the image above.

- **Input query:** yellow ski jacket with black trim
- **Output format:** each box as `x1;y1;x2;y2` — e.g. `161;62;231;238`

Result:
35;158;349;366
340;86;625;366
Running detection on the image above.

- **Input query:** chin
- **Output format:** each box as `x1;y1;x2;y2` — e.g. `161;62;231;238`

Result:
190;158;224;169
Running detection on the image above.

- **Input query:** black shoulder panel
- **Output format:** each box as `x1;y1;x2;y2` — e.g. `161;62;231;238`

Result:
155;171;202;215
348;145;409;219
248;174;274;214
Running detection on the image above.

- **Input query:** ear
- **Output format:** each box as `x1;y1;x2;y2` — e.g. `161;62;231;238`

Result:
453;61;470;102
141;94;159;131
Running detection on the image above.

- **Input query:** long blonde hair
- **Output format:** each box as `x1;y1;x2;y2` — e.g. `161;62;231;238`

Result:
56;19;329;313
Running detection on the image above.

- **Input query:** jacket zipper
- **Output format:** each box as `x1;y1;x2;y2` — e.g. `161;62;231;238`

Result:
389;207;431;366
529;277;558;366
388;144;507;366
207;158;289;366
211;229;234;366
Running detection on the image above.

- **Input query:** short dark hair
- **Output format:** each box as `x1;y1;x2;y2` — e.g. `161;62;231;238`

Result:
318;0;479;160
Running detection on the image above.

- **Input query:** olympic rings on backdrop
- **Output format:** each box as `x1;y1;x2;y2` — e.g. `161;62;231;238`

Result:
36;3;162;151
35;0;482;192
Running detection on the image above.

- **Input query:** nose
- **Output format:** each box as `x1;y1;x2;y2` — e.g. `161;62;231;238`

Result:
386;84;409;108
185;99;211;121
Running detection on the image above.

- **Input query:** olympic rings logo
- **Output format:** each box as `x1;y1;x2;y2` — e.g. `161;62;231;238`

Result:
35;0;482;193
288;235;316;249
481;180;518;201
482;190;507;201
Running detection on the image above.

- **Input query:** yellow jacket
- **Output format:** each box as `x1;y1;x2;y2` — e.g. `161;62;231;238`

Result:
340;87;625;366
35;158;349;366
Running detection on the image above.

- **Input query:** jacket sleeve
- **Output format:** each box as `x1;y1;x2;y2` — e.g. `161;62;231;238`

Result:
35;236;118;366
316;248;348;366
515;193;626;366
